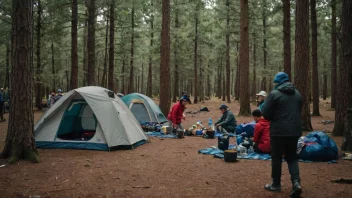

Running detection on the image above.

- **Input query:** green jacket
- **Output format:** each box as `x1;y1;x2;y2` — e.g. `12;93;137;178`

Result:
215;110;237;132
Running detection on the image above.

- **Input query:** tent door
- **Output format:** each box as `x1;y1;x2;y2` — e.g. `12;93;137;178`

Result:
130;100;153;123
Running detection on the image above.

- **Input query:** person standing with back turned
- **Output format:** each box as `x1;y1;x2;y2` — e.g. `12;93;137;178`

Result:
262;72;302;197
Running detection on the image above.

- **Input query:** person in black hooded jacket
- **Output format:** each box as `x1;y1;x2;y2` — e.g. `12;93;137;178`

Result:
262;72;302;197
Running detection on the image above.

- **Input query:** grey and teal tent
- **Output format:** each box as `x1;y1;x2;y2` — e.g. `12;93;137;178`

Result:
34;87;148;151
121;93;168;124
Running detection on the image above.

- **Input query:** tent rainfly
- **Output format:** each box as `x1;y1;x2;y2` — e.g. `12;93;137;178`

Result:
34;86;148;151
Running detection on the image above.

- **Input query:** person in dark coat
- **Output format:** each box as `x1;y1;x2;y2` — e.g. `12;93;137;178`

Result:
215;104;237;134
262;72;302;197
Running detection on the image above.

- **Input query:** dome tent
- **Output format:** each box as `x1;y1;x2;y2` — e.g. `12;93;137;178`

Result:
34;86;148;151
121;93;168;124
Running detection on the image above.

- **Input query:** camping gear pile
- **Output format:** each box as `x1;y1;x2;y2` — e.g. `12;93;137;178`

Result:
298;131;339;161
139;121;162;132
235;121;256;137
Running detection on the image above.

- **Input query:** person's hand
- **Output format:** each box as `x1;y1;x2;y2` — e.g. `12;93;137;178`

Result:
182;115;186;120
216;124;220;127
172;123;177;129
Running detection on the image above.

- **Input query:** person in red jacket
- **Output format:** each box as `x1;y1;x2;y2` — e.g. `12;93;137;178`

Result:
252;109;271;154
167;95;190;130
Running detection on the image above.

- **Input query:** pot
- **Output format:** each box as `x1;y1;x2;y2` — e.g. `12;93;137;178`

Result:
224;150;237;162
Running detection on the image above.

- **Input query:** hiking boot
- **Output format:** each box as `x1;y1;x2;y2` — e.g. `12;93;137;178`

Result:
264;183;281;192
290;182;302;198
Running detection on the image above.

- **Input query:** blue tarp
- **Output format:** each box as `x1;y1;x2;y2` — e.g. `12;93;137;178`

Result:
198;144;337;163
235;121;256;137
145;132;177;138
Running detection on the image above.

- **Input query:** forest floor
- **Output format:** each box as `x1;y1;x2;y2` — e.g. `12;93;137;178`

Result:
1;98;352;198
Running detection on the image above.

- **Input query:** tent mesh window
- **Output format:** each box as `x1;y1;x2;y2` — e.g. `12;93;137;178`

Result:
130;103;152;122
56;101;97;141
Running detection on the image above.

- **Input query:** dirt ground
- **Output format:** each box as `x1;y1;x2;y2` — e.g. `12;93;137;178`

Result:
0;98;352;198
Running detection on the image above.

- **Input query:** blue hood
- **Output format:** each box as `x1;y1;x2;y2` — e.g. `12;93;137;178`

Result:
274;72;289;84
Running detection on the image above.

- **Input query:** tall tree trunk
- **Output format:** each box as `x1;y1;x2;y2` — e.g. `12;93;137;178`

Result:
235;43;240;101
294;0;312;131
1;0;38;163
159;0;171;116
87;0;96;86
122;58;126;94
101;16;109;87
252;33;257;100
207;64;211;97
82;9;88;87
311;0;320;116
225;0;231;103
5;44;10;89
239;0;251;116
51;40;56;91
108;1;115;90
262;0;267;91
147;2;154;97
35;0;42;110
70;0;78;90
222;64;226;101
217;65;221;98
323;62;327;100
173;4;179;103
141;64;144;94
193;3;199;104
331;0;337;109
128;6;135;93
282;0;291;80
340;0;352;150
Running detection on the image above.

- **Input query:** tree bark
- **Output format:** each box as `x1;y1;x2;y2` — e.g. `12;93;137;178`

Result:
239;0;251;116
331;0;337;109
252;33;257;100
122;58;126;94
147;1;154;97
282;0;291;80
159;0;171;116
82;9;88;87
87;0;96;86
70;0;78;90
235;43;240;101
262;0;267;91
225;0;231;103
294;0;312;131
217;64;221;98
173;4;179;103
341;0;352;150
323;62;327;100
101;16;109;87
1;0;38;163
311;0;320;116
5;44;10;89
128;6;135;93
207;64;211;97
108;1;115;91
193;3;199;104
51;40;56;91
35;0;42;110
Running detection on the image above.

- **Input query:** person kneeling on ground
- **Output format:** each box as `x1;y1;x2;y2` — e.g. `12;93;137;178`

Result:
215;104;237;134
256;91;267;111
252;109;270;154
167;95;190;132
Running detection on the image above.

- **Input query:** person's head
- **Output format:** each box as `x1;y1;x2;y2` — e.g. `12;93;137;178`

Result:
273;72;289;88
256;91;267;103
57;89;62;95
180;95;190;106
252;109;263;122
219;104;228;114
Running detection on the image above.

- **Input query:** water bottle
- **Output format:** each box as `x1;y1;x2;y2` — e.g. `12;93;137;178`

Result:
248;146;254;154
208;118;213;128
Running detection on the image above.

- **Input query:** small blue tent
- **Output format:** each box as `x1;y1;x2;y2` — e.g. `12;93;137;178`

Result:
121;93;168;124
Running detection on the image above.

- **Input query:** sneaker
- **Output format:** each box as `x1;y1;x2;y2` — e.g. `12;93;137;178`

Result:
264;183;281;192
290;182;302;197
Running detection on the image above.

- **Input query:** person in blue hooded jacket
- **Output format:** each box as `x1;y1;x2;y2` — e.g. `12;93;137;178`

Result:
262;72;302;197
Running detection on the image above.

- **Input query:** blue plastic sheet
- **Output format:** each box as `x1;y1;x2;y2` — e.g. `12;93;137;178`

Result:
145;131;177;139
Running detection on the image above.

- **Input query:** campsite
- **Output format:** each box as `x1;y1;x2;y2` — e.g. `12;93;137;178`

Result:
1;0;352;197
0;98;352;197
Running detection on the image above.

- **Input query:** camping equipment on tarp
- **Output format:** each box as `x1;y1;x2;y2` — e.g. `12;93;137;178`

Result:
218;136;230;151
298;131;339;162
235;121;256;137
224;150;237;162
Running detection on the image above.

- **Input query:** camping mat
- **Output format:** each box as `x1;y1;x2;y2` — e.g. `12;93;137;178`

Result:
145;132;177;139
198;145;337;163
215;133;237;137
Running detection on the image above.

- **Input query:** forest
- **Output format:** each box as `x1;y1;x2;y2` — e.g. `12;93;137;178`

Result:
0;0;352;160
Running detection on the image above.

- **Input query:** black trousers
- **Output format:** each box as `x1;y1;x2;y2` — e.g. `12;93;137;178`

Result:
270;136;300;186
